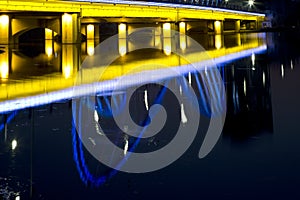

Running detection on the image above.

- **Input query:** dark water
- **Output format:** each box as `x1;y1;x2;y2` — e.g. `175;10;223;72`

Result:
1;31;300;199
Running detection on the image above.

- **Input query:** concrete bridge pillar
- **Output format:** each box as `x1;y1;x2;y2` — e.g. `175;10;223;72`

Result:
179;22;187;51
162;22;171;55
118;23;127;56
0;46;9;80
62;45;79;79
214;35;223;49
214;20;223;35
235;20;241;32
0;15;10;44
61;13;80;44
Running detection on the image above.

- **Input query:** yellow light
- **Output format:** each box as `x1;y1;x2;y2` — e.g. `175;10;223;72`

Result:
180;35;186;50
87;24;94;40
215;35;222;50
62;45;74;79
62;13;72;23
45;40;53;57
119;38;127;56
214;21;222;34
87;40;95;56
163;38;171;56
163;23;171;38
45;28;52;40
118;23;127;39
0;15;9;26
63;65;72;79
179;22;186;34
0;15;9;44
0;61;9;79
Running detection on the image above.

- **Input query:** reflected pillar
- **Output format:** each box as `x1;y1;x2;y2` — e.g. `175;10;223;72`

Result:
236;33;241;46
45;28;53;57
235;20;240;33
179;22;187;51
0;15;10;44
61;13;79;44
214;20;223;35
0;46;9;80
118;23;127;56
87;24;95;56
62;45;79;79
162;23;171;55
214;35;223;50
154;25;161;48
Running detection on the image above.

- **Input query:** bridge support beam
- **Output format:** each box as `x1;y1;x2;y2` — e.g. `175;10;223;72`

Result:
162;23;171;55
235;20;241;33
179;22;187;50
0;46;9;80
62;45;79;78
214;20;223;35
0;15;10;44
62;13;79;44
118;23;127;56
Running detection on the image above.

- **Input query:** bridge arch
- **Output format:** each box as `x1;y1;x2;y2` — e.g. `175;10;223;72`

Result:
11;17;60;43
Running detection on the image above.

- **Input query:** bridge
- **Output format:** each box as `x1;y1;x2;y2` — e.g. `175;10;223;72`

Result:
0;0;265;44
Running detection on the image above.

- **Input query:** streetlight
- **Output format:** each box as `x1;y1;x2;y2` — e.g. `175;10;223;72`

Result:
248;0;254;7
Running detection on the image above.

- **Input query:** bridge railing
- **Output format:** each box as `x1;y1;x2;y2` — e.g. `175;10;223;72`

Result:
69;0;264;13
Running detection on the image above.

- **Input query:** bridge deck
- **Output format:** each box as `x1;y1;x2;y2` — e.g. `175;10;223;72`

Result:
0;0;265;21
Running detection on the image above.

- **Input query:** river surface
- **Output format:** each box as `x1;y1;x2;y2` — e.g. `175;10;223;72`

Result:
1;30;300;199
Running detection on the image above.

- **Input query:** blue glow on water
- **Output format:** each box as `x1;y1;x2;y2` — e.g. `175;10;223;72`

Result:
0;111;18;133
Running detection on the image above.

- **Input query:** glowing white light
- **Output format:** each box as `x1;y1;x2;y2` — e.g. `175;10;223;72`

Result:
124;138;129;155
262;72;265;87
188;72;192;85
15;196;20;200
94;110;99;122
291;60;294;70
179;85;182;95
144;90;149;111
0;15;9;26
281;64;284;78
243;78;247;95
251;53;255;66
12;140;17;150
248;0;254;6
62;13;72;23
181;103;187;124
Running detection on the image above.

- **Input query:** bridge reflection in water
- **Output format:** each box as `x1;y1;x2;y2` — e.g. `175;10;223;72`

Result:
0;28;275;198
0;31;266;113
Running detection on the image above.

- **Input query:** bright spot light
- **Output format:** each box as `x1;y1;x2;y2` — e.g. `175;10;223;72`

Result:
87;41;95;56
0;61;9;79
63;65;71;79
248;0;254;6
243;78;247;95
62;13;72;23
0;15;9;26
263;72;265;87
12;140;17;150
179;22;185;34
15;196;20;200
46;47;53;57
119;23;126;33
251;53;255;66
281;64;284;78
